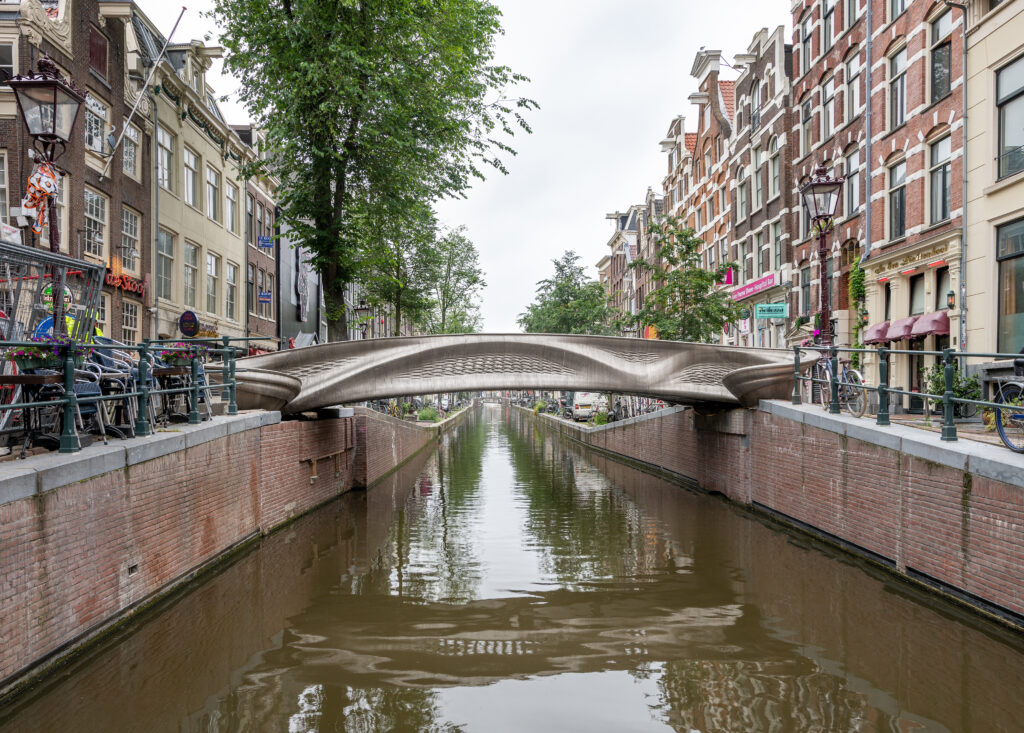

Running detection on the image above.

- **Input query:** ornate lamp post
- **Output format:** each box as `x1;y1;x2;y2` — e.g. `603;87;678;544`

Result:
799;166;844;346
353;301;373;339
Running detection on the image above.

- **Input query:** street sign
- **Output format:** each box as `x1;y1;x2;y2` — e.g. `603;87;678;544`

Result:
258;235;273;249
755;302;788;319
258;290;273;304
179;310;200;337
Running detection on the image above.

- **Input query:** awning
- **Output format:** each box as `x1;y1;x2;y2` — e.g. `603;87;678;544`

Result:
863;321;891;344
886;315;921;341
910;310;950;338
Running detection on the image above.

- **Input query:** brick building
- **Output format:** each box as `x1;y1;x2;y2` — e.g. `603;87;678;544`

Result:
728;26;796;348
598;206;640;330
2;0;153;343
634;187;663;325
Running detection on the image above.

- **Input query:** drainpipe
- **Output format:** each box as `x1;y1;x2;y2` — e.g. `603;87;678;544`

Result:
944;0;968;351
862;0;873;264
151;72;160;340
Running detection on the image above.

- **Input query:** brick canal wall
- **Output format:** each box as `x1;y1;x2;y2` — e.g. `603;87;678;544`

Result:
0;405;476;698
520;401;1024;626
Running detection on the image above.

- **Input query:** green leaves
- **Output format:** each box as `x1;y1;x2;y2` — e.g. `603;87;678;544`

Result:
518;251;617;335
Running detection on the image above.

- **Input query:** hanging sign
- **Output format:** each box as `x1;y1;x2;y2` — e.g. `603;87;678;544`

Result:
178;310;200;337
257;235;273;249
739;318;751;334
42;283;73;314
258;290;273;304
755;302;789;319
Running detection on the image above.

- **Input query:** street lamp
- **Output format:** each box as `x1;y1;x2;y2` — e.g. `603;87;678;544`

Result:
353;301;372;339
799;166;844;346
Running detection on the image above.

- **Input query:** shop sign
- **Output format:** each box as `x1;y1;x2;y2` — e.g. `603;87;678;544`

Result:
739;318;751;334
1;223;21;246
258;235;274;249
755;302;788;319
105;269;147;296
731;273;776;301
258;290;273;304
179;310;200;337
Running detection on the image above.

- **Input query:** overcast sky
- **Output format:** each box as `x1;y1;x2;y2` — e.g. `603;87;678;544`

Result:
137;0;792;332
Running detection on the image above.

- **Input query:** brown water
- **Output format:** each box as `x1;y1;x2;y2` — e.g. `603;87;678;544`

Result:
3;404;1024;732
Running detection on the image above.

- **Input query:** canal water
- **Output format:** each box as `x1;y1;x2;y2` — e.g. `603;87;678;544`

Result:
3;404;1024;732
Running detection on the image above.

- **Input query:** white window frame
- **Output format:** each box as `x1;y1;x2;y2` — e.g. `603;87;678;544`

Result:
96;293;109;337
184;148;200;209
930;10;953;104
83;187;107;260
226;262;238;321
929;135;952;224
845;149;861;216
120;207;140;274
157;125;174;191
890;47;907;129
184;242;199;307
846;53;862;120
226;183;238;235
206;166;220;223
122;123;140;179
823;77;836;138
206;251;220;314
122;301;139;345
84;95;108;155
157;229;174;300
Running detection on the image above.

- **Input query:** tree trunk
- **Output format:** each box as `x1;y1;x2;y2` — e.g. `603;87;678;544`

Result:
323;262;350;341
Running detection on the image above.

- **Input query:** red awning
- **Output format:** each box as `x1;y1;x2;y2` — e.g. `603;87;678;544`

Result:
863;321;891;344
910;310;950;338
886;315;921;341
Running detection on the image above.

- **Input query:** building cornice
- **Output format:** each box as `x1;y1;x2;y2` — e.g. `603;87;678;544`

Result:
17;0;72;55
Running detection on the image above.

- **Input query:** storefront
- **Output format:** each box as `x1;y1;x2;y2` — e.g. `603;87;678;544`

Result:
730;273;788;349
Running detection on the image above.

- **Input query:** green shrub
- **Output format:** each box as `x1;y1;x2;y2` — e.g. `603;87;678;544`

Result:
923;361;981;412
592;410;609;426
418;406;441;422
533;400;546;414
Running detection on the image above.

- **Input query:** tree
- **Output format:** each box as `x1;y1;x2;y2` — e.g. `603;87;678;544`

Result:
517;251;617;335
626;216;741;342
423;227;485;334
209;0;535;340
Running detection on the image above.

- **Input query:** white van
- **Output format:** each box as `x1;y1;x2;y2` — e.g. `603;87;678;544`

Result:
572;392;603;421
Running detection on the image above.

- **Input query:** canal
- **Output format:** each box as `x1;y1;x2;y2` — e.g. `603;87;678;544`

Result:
3;403;1023;732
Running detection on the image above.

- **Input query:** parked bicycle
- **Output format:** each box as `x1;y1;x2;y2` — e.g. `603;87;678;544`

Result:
802;352;867;417
991;353;1024;452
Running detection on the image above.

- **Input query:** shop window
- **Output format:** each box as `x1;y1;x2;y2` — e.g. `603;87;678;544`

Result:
997;55;1024;178
909;273;925;315
935;266;950;311
997;217;1024;352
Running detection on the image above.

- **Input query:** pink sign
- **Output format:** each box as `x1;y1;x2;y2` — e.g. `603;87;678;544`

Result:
731;273;776;301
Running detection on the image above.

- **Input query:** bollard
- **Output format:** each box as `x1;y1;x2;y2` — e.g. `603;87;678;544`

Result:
188;353;201;424
220;336;231;401
59;344;80;453
792;345;802;404
136;340;152;437
829;345;841;414
227;346;238;415
876;347;890;426
941;348;958;441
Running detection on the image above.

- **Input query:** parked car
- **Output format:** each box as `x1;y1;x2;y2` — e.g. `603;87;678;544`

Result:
572;392;602;421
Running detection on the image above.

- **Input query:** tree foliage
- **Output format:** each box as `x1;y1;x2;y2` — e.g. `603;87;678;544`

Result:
517;251;616;335
209;0;535;339
626;216;741;342
422;227;485;334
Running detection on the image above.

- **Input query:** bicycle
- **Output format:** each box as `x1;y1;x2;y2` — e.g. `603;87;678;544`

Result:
993;377;1024;453
803;353;867;418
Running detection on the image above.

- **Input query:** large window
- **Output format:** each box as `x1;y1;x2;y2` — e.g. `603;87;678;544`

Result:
801;98;813;156
891;0;907;19
184;148;199;208
930;136;952;223
257;269;266;317
184;242;198;307
769;137;780;196
122;125;140;178
157;126;174;190
226;184;238;234
247;263;256;314
84;97;107;154
122;301;139;346
909;273;925;315
824;0;836;52
773;221;782;268
889;161;907;240
846;0;860;28
738;180;748;219
157;230;173;299
997;55;1024;178
845;149;861;215
83;188;106;258
800;16;812;75
751;83;761;129
246;193;255;245
121;207;139;272
226;263;238;321
997;217;1024;352
890;48;907;129
931;11;952;103
846;54;862;119
822;77;836;138
801;266;812;314
206;252;220;314
0;42;13;82
206;167;220;222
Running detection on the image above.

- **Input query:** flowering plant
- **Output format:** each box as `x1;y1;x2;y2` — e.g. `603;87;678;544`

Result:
2;334;92;364
154;342;209;363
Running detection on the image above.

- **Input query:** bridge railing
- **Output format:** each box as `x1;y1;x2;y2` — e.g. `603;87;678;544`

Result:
0;336;255;454
792;344;1024;446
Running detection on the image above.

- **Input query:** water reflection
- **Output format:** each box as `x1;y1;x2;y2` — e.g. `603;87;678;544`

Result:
3;404;1024;732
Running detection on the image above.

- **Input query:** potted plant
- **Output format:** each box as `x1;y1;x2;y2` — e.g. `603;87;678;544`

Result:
2;334;91;371
155;342;209;367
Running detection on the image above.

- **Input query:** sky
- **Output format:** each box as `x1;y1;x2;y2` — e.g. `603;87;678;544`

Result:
135;0;792;332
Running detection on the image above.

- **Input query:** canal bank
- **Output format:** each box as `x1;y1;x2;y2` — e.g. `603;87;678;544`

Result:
516;401;1024;631
0;403;480;702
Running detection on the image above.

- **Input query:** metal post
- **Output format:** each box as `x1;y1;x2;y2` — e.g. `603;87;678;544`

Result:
829;345;840;414
941;348;958;441
792;345;802;404
220;336;230;401
227;346;238;415
188;353;201;424
136;340;151;437
876;347;890;426
59;344;79;453
819;229;832;348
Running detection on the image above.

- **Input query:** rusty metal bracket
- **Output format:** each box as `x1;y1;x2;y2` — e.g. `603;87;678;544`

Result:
302;448;350;484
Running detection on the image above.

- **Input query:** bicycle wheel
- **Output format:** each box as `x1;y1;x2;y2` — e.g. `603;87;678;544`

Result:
802;371;816;405
995;384;1024;453
841;369;867;418
819;367;834;410
959;400;978;419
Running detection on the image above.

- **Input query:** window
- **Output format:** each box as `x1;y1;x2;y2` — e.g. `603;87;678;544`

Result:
845;149;860;215
83;188;106;259
122;301;139;346
891;0;906;19
206;252;220;314
769;137;780;196
997;218;1024;351
738;181;748;219
824;0;836;52
266;274;275;317
247;264;256;314
96;294;109;336
226;263;238;321
157;230;174;300
157;126;174;190
909;273;925;315
890;48;907;129
184;243;198;307
89;27;107;78
846;0;860;28
226;184;238;234
84;96;107;154
0;153;7;224
823;77;836;138
801;98;813;156
889;161;907;240
997;55;1024;178
800;16;812;75
931;11;952;103
846;54;862;119
773;221;782;268
930;136;952;223
246;193;255;245
257;269;266;318
757;232;767;276
0;42;13;83
206;167;220;222
751;84;761;129
703;151;712;176
121;207;139;272
122;124;140;178
936;266;951;311
754;163;763;209
184;149;199;208
696;207;703;230
801;266;811;314
884;282;892;320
